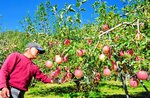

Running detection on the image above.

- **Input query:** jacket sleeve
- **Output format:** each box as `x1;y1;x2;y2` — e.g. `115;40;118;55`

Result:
34;66;53;83
0;52;19;89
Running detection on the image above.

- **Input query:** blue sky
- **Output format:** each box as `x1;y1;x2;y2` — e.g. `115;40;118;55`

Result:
0;0;125;32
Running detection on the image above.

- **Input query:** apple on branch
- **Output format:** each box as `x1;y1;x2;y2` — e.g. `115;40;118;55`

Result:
54;55;63;64
99;54;106;61
126;49;134;56
61;66;73;83
102;24;109;31
63;55;69;63
103;45;111;59
136;70;148;80
77;49;86;56
111;60;118;71
45;60;53;69
119;50;125;57
50;66;61;79
87;39;93;45
130;78;139;88
103;66;111;76
74;66;83;78
94;72;101;84
64;39;71;46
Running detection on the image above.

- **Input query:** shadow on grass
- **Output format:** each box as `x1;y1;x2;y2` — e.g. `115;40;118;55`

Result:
29;84;76;94
99;82;123;88
27;82;150;98
105;92;150;98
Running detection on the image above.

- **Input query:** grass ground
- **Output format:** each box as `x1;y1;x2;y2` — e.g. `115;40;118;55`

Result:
24;80;150;98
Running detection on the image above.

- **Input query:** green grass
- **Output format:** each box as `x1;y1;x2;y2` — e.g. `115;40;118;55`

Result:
25;80;150;98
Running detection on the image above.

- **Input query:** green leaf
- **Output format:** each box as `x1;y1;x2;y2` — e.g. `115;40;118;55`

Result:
69;8;75;12
67;16;73;22
80;8;86;11
76;2;81;8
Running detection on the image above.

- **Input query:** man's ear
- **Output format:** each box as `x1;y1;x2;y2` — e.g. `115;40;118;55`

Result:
25;48;31;53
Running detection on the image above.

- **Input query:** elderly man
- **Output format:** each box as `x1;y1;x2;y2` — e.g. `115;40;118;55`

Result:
0;42;55;98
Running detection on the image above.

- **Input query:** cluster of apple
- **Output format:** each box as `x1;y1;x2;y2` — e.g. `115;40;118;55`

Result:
130;70;148;87
93;72;101;84
50;66;61;79
45;40;149;86
61;66;73;83
98;44;149;88
45;54;69;68
45;42;92;84
118;49;148;88
45;58;83;83
99;45;112;77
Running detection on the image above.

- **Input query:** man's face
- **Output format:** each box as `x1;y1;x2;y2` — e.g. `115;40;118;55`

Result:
29;47;39;59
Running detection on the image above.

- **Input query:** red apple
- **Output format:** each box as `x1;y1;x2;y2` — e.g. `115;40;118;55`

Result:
103;45;111;54
87;39;93;45
61;72;73;83
103;24;109;31
126;49;134;56
96;72;101;77
81;50;86;55
54;55;63;64
50;66;61;79
77;49;86;56
63;55;69;63
135;56;144;61
135;56;140;61
119;51;125;57
112;64;118;72
74;67;83;78
94;72;101;83
55;66;61;76
136;70;148;80
64;39;71;46
111;61;118;71
66;72;72;79
45;60;53;69
103;67;111;76
99;54;106;61
64;66;69;71
50;71;56;79
77;50;83;56
130;78;139;88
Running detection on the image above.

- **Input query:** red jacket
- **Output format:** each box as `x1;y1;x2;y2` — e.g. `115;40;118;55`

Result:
0;52;52;91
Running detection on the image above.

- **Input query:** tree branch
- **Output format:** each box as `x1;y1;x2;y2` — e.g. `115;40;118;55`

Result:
91;19;139;54
99;19;138;37
137;19;141;34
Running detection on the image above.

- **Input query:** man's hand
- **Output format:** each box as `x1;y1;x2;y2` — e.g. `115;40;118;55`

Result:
1;87;10;98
